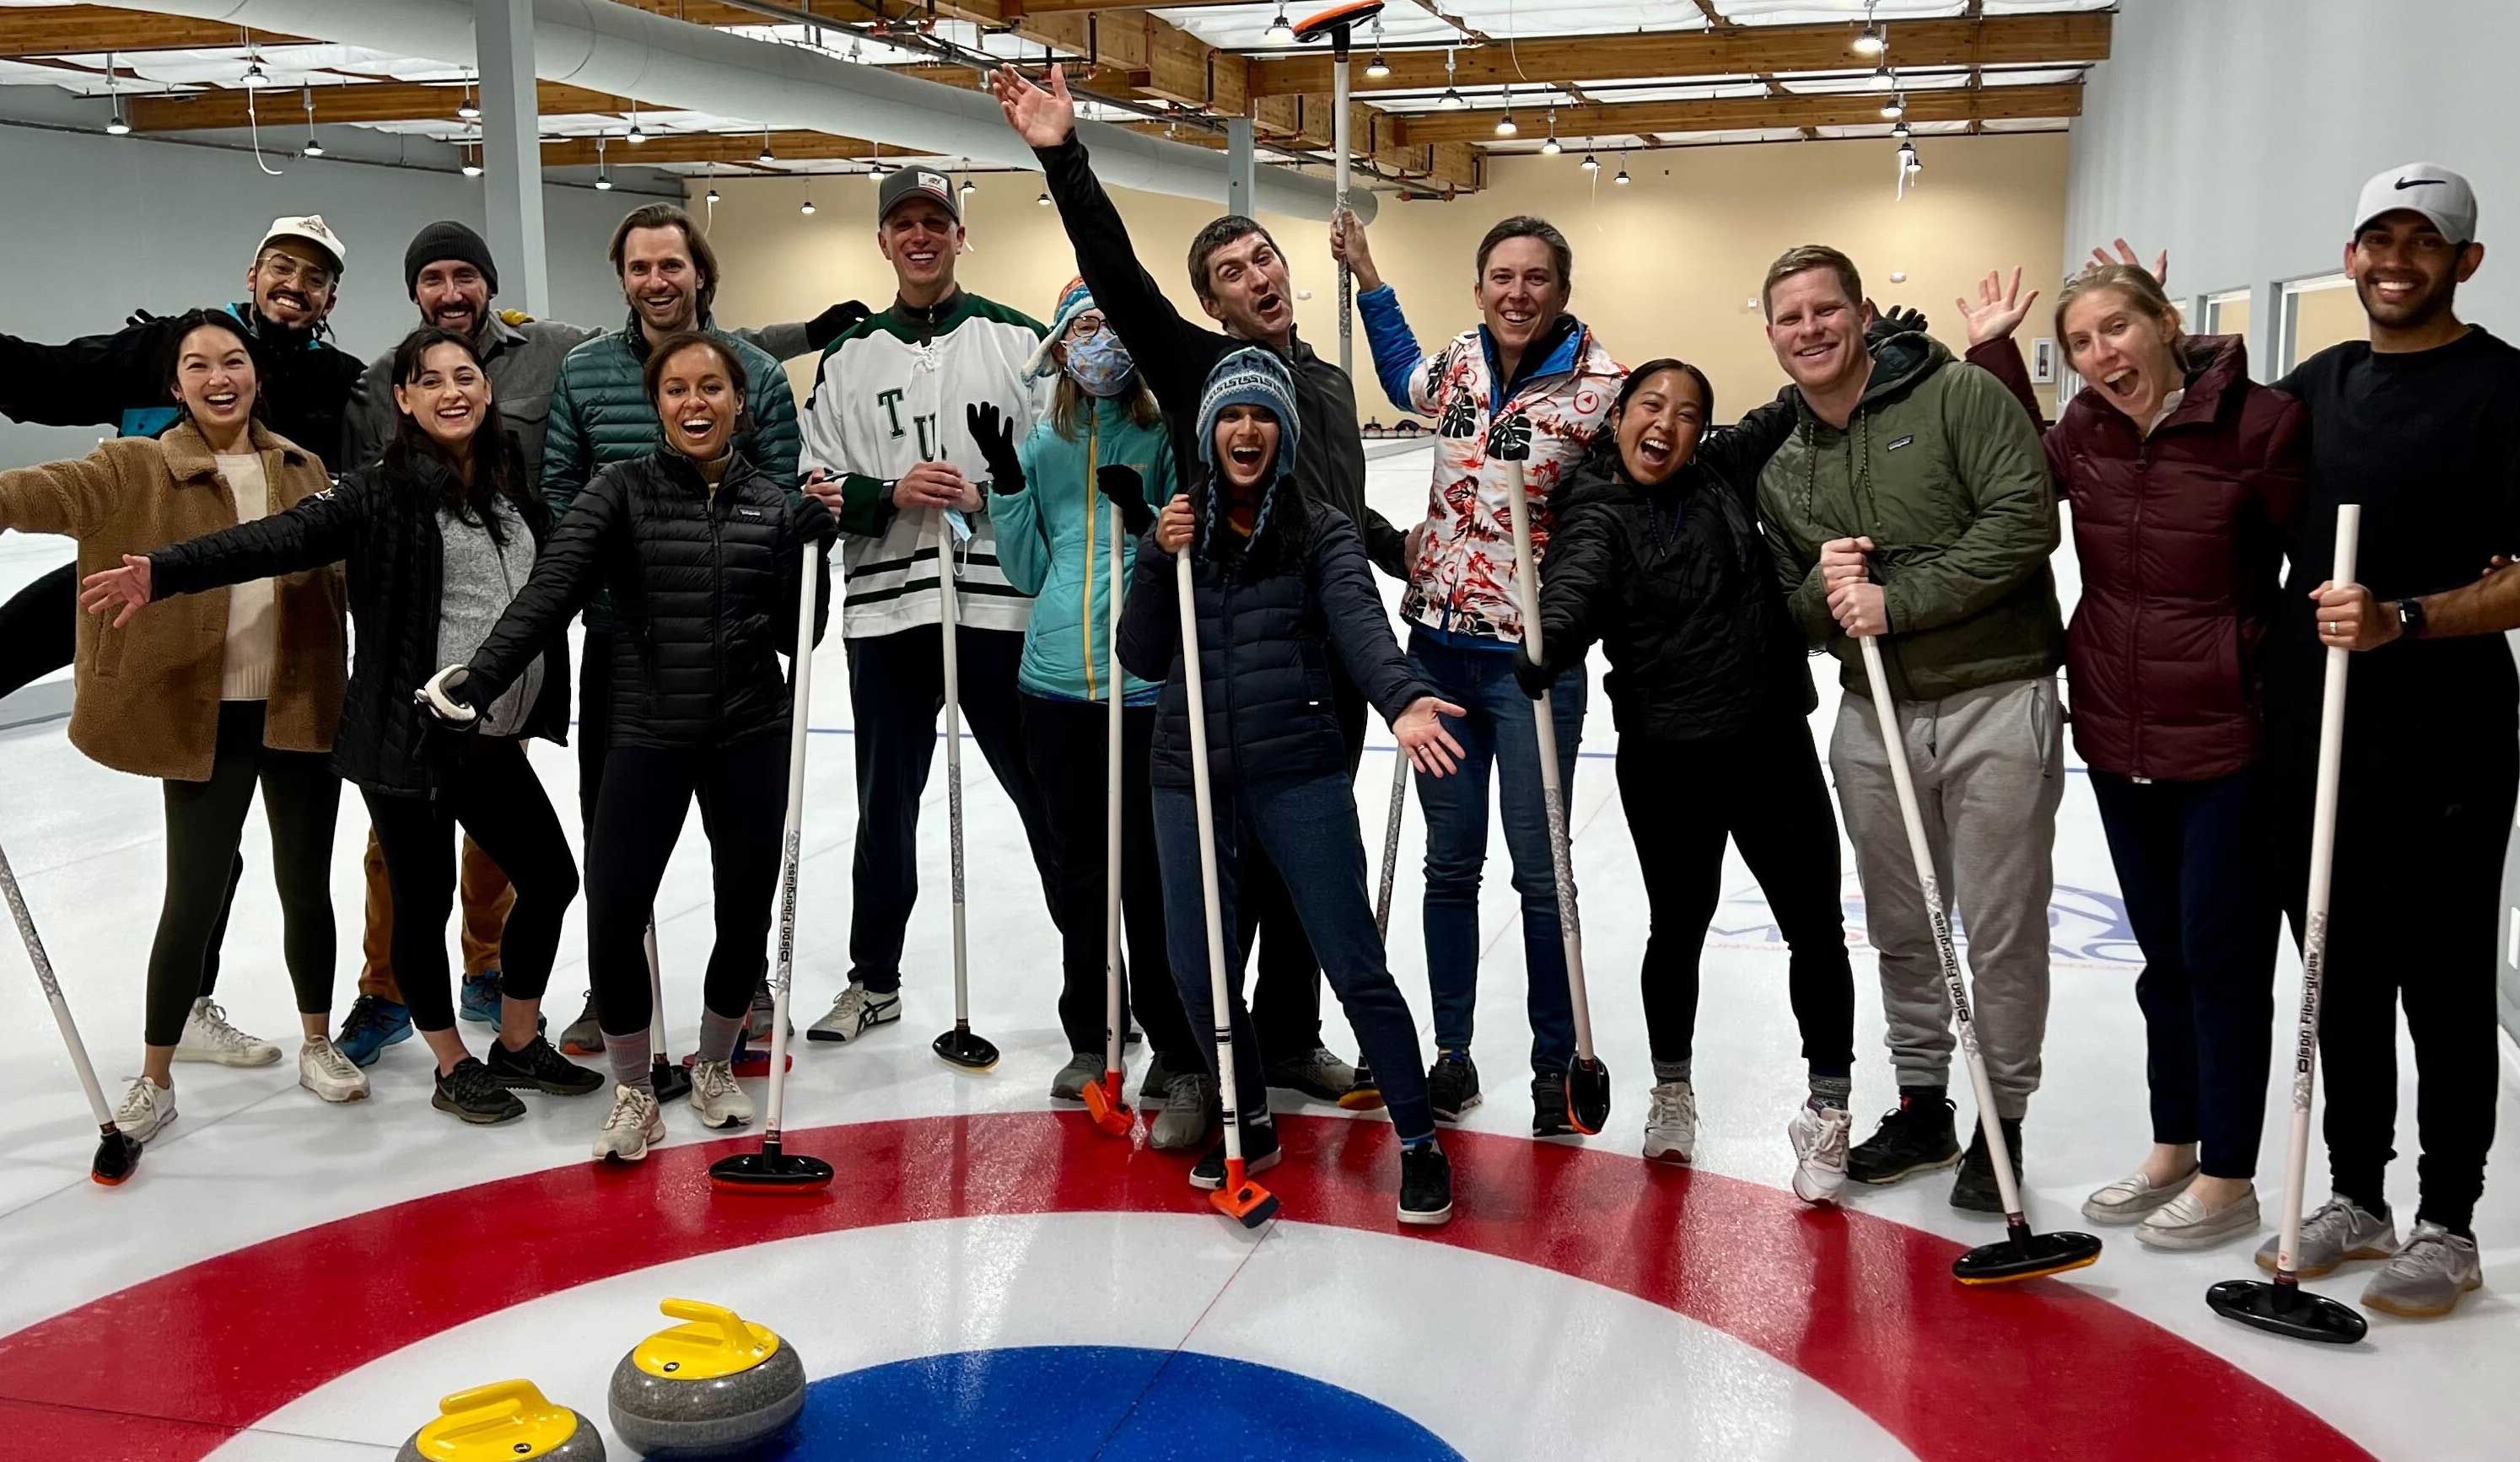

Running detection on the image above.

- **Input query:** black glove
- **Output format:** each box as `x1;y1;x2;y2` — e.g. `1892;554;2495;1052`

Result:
805;299;871;352
967;401;1024;495
1096;465;1155;536
1866;303;1928;347
1512;646;1553;701
126;307;159;331
789;492;841;548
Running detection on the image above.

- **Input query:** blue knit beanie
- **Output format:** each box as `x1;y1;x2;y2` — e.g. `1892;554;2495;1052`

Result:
1196;346;1300;476
1025;275;1098;377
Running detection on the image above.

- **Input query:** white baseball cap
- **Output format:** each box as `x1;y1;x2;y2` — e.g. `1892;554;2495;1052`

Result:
2351;164;2478;245
257;214;348;273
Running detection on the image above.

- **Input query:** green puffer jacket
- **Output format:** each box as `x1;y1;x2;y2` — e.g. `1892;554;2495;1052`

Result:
540;313;802;628
995;395;1175;704
1757;328;2063;702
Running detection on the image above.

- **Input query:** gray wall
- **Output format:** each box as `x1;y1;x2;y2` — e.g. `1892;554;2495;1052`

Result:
2068;0;2520;1037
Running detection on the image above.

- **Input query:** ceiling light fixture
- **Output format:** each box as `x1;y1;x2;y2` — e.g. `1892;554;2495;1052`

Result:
1867;63;1895;93
456;73;481;122
961;175;977;199
1881;91;1905;121
461;146;482;179
1266;3;1293;42
1891;119;1911;138
626;99;646;144
1364;51;1392;79
104;51;130;136
299;85;322;156
1037;189;1053;207
594;134;611;190
240;49;271;89
758;126;775;165
1613;153;1632;186
1580;152;1599;173
1494;86;1517;137
1853;2;1887;59
1539;109;1561;155
1436;49;1467;110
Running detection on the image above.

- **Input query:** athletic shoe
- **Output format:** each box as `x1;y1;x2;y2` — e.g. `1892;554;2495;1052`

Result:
2082;1166;2196;1225
459;970;503;1025
1948;1118;2025;1214
2136;1185;2260;1251
433;1057;526;1126
1790;1101;1855;1205
2361;1221;2483;1319
1151;1071;1214;1152
1643;1080;1698;1164
593;1083;665;1161
689;1058;755;1130
1846;1088;1961;1185
297;1037;369;1104
1189;1121;1282;1190
558;991;604;1056
2259;1196;2397;1277
1267;1045;1360;1104
1050;1050;1101;1105
807;981;901;1043
1398;1143;1454;1227
485;1033;605;1096
1427;1051;1481;1125
113;1074;175;1142
1531;1071;1579;1138
333;995;412;1067
174;998;280;1067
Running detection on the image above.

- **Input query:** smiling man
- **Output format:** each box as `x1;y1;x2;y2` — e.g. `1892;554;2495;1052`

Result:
1752;244;2064;1217
794;165;1064;1047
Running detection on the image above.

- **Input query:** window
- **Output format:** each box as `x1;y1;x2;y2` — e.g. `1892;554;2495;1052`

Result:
2202;288;2253;343
2280;272;2361;375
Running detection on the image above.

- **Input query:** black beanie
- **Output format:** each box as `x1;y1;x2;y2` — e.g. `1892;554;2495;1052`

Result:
404;220;499;298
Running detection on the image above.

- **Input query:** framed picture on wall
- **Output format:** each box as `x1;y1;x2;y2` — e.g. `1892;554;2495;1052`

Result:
2030;337;2058;384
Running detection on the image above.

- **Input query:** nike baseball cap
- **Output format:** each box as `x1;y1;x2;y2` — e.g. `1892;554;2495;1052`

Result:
257;214;348;273
877;166;960;225
2352;164;2478;245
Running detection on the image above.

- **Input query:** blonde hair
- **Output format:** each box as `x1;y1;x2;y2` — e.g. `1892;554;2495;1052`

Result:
2052;263;2185;368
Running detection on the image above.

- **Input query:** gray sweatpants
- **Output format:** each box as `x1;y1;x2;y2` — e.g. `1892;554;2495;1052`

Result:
1828;674;2062;1120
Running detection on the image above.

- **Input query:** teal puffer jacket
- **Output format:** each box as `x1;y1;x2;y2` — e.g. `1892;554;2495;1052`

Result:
540;314;802;627
994;395;1175;704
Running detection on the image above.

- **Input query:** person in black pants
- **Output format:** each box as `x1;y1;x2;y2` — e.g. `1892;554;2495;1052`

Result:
1521;359;1855;1202
993;63;1411;1105
91;326;599;1126
437;331;832;1164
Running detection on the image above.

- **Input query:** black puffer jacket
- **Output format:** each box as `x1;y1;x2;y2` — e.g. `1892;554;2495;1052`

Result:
467;448;832;751
148;451;569;796
1535;397;1807;744
1116;467;1432;791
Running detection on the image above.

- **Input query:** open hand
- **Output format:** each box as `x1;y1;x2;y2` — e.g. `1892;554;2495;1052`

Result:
1394;696;1468;777
78;554;153;629
2087;238;2168;287
990;62;1077;149
968;401;1023;492
1958;266;2040;347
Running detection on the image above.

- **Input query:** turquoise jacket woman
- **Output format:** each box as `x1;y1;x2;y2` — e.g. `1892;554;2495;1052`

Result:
995;394;1175;705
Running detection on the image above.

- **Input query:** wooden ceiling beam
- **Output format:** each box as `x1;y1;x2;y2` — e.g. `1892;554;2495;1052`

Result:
1252;11;2112;96
0;5;304;58
1396;80;2083;146
541;130;880;168
127;79;628;132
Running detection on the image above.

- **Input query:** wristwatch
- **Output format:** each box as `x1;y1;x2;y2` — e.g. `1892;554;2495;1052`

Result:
2395;598;2427;640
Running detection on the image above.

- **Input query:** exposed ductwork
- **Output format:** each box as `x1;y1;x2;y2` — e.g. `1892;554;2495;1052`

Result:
85;0;1373;222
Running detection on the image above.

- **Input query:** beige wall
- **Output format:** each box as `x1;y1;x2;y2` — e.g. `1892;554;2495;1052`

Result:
692;132;2069;427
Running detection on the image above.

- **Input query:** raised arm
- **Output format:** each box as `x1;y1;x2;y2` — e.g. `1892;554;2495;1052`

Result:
0;445;130;538
988;417;1052;597
149;476;363;596
1311;512;1440;723
1695;386;1801;501
1532;497;1619;674
0;317;171;429
797;343;897;538
471;467;624;698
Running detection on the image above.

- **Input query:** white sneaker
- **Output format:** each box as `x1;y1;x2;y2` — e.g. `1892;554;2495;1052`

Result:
689;1059;756;1130
297;1038;369;1104
2081;1166;2196;1225
174;997;281;1067
1643;1080;1697;1164
806;981;901;1043
1790;1102;1855;1205
113;1075;176;1142
592;1083;665;1162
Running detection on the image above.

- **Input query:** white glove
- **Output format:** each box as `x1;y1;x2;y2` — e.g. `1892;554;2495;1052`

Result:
415;664;479;727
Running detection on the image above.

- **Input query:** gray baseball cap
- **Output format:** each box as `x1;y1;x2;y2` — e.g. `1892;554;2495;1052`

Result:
878;165;961;224
2352;163;2478;244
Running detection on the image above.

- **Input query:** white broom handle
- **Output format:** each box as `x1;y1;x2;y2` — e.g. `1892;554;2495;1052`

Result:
645;923;667;1057
1334;44;1354;381
1178;541;1247;1162
1104;492;1127;1075
2279;503;2361;1277
0;839;114;1126
1858;632;2029;1219
1502;458;1592;1061
1374;753;1407;940
767;539;821;1137
940;530;969;1023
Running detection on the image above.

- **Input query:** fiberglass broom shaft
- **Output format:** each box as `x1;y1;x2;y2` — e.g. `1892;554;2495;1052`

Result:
940;534;970;1023
1177;545;1247;1164
767;540;822;1137
1104;498;1128;1078
0;837;114;1127
1502;459;1593;1062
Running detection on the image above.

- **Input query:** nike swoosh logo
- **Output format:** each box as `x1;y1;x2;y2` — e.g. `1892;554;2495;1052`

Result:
2395;177;2447;190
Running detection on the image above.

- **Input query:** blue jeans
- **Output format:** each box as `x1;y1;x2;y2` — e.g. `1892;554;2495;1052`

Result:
1408;629;1584;1078
1153;771;1434;1142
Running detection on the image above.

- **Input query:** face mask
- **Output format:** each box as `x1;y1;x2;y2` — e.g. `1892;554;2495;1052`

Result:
1064;331;1136;399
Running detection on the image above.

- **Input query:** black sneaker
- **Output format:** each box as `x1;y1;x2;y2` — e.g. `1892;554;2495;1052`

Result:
1428;1051;1481;1125
1189;1121;1283;1190
433;1056;527;1125
1530;1071;1575;1138
485;1032;606;1096
1949;1118;2025;1214
1398;1143;1453;1227
1846;1087;1962;1185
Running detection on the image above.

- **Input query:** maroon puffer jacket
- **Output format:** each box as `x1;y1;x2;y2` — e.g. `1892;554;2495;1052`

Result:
1981;336;2306;781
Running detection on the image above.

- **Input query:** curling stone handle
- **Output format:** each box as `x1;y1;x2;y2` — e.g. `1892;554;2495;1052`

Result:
660;1296;755;1349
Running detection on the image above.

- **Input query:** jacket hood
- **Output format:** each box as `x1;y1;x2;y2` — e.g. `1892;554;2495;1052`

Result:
2170;332;2250;422
1792;326;1955;425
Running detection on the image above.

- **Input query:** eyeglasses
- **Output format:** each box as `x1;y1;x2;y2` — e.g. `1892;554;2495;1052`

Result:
1068;314;1107;340
256;251;337;292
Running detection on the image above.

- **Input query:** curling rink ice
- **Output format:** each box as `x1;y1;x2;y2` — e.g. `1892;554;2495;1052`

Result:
0;442;2516;1460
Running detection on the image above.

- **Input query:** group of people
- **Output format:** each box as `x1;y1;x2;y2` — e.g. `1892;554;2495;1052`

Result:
0;74;2509;1293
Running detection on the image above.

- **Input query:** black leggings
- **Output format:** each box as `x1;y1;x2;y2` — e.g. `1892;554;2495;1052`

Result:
584;735;787;1039
145;701;342;1047
364;739;578;1035
1617;712;1856;1078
